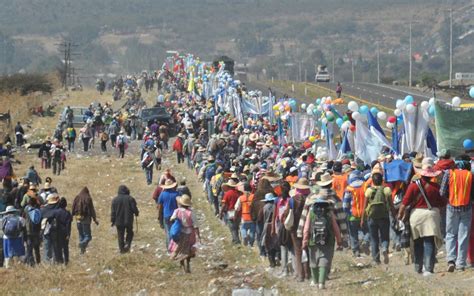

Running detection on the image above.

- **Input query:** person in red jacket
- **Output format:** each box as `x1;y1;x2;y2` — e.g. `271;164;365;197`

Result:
172;133;185;164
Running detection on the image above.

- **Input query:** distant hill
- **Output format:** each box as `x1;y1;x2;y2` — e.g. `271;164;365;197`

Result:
0;0;472;85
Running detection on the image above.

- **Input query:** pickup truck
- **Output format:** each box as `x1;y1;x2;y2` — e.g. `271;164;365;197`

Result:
137;106;176;139
315;65;330;83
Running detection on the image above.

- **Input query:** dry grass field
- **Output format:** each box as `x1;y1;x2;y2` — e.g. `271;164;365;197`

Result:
1;88;472;295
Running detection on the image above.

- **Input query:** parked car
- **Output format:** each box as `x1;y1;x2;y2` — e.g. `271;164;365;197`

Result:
58;106;89;128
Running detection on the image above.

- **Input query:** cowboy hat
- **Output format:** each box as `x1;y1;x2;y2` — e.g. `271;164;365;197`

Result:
1;205;19;215
419;157;441;177
243;165;250;172
178;194;192;207
161;179;177;189
293;178;310;189
262;171;281;182
317;172;333;187
413;153;424;169
263;193;277;202
222;179;239;191
316;162;328;173
264;140;273;147
249;133;259;142
47;193;60;204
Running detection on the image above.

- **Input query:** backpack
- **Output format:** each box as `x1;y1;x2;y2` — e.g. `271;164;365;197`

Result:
310;208;330;246
41;217;58;237
170;218;182;242
3;215;22;238
365;187;389;219
27;207;42;225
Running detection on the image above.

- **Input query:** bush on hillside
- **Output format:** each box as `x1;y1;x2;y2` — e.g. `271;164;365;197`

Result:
0;74;53;95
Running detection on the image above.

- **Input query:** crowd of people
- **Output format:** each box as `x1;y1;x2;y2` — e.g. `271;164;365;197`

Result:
2;59;474;292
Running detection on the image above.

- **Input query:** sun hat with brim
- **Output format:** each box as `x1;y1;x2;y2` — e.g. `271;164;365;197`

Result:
419;167;441;178
43;182;51;190
47;193;59;204
178;194;192;207
161;179;177;189
1;206;19;215
262;172;282;182
289;167;298;173
263;193;277;202
342;164;352;173
249;133;259;142
293;178;311;189
413;153;424;169
316;172;333;187
222;179;239;191
207;155;215;161
197;147;206;152
243;129;250;134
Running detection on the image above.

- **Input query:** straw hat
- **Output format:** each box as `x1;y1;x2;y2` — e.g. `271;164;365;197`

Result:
161;179;177;189
316;172;333;187
413;153;424;169
178;194;192;207
293;178;311;189
264;140;273;147
47;193;59;204
262;171;282;182
1;206;19;215
222;179;239;191
43;182;51;190
249;133;259;142
419;157;441;177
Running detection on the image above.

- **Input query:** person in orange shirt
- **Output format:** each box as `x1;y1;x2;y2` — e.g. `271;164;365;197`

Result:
332;162;348;200
285;167;299;186
235;182;256;247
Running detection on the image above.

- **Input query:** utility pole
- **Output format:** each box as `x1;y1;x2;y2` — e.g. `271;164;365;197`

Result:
351;50;355;84
409;21;412;87
449;7;453;88
57;40;80;90
332;51;335;82
377;42;380;84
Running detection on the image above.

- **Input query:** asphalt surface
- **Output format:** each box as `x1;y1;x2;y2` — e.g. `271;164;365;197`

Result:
312;82;450;108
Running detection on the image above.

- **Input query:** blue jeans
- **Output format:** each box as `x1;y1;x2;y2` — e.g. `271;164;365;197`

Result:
367;218;390;262
348;219;369;254
414;236;436;273
446;206;472;268
240;222;256;247
389;215;401;248
145;168;153;185
205;180;213;204
43;236;54;262
163;217;172;250
77;222;92;252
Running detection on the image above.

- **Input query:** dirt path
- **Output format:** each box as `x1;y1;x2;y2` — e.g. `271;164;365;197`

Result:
2;88;472;295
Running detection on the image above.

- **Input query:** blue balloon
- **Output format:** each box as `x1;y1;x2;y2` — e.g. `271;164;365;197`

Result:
312;108;319;115
336;118;344;127
405;95;414;104
316;98;321;105
289;99;297;108
370;107;379;115
470;87;474;99
397;116;403;124
428;105;435;117
359;105;369;114
464;139;474;150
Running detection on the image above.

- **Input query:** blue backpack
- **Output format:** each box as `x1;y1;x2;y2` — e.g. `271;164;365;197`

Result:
27;207;42;225
3;216;22;238
169;219;182;242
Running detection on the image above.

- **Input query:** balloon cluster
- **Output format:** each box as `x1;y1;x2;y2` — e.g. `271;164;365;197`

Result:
272;98;297;120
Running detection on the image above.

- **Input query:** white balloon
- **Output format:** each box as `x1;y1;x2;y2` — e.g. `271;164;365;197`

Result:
420;101;429;110
429;97;435;105
352;111;361;120
308;103;315;110
386;122;394;129
301;103;307;110
321;118;328;124
394;109;402;117
307;108;313;115
317;105;323;111
377;111;387;121
406;104;416;114
341;122;350;132
327;96;332;101
348;101;359;112
452;96;461;107
396;100;406;110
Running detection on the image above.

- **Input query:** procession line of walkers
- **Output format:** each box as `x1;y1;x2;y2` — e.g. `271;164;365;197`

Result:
148;97;474;289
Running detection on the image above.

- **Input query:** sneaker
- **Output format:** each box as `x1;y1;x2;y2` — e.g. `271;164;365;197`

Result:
310;280;316;287
382;250;389;264
422;271;434;277
447;262;455;272
353;251;361;258
318;284;325;290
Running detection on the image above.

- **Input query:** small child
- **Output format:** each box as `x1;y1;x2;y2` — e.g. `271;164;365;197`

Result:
303;198;342;289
